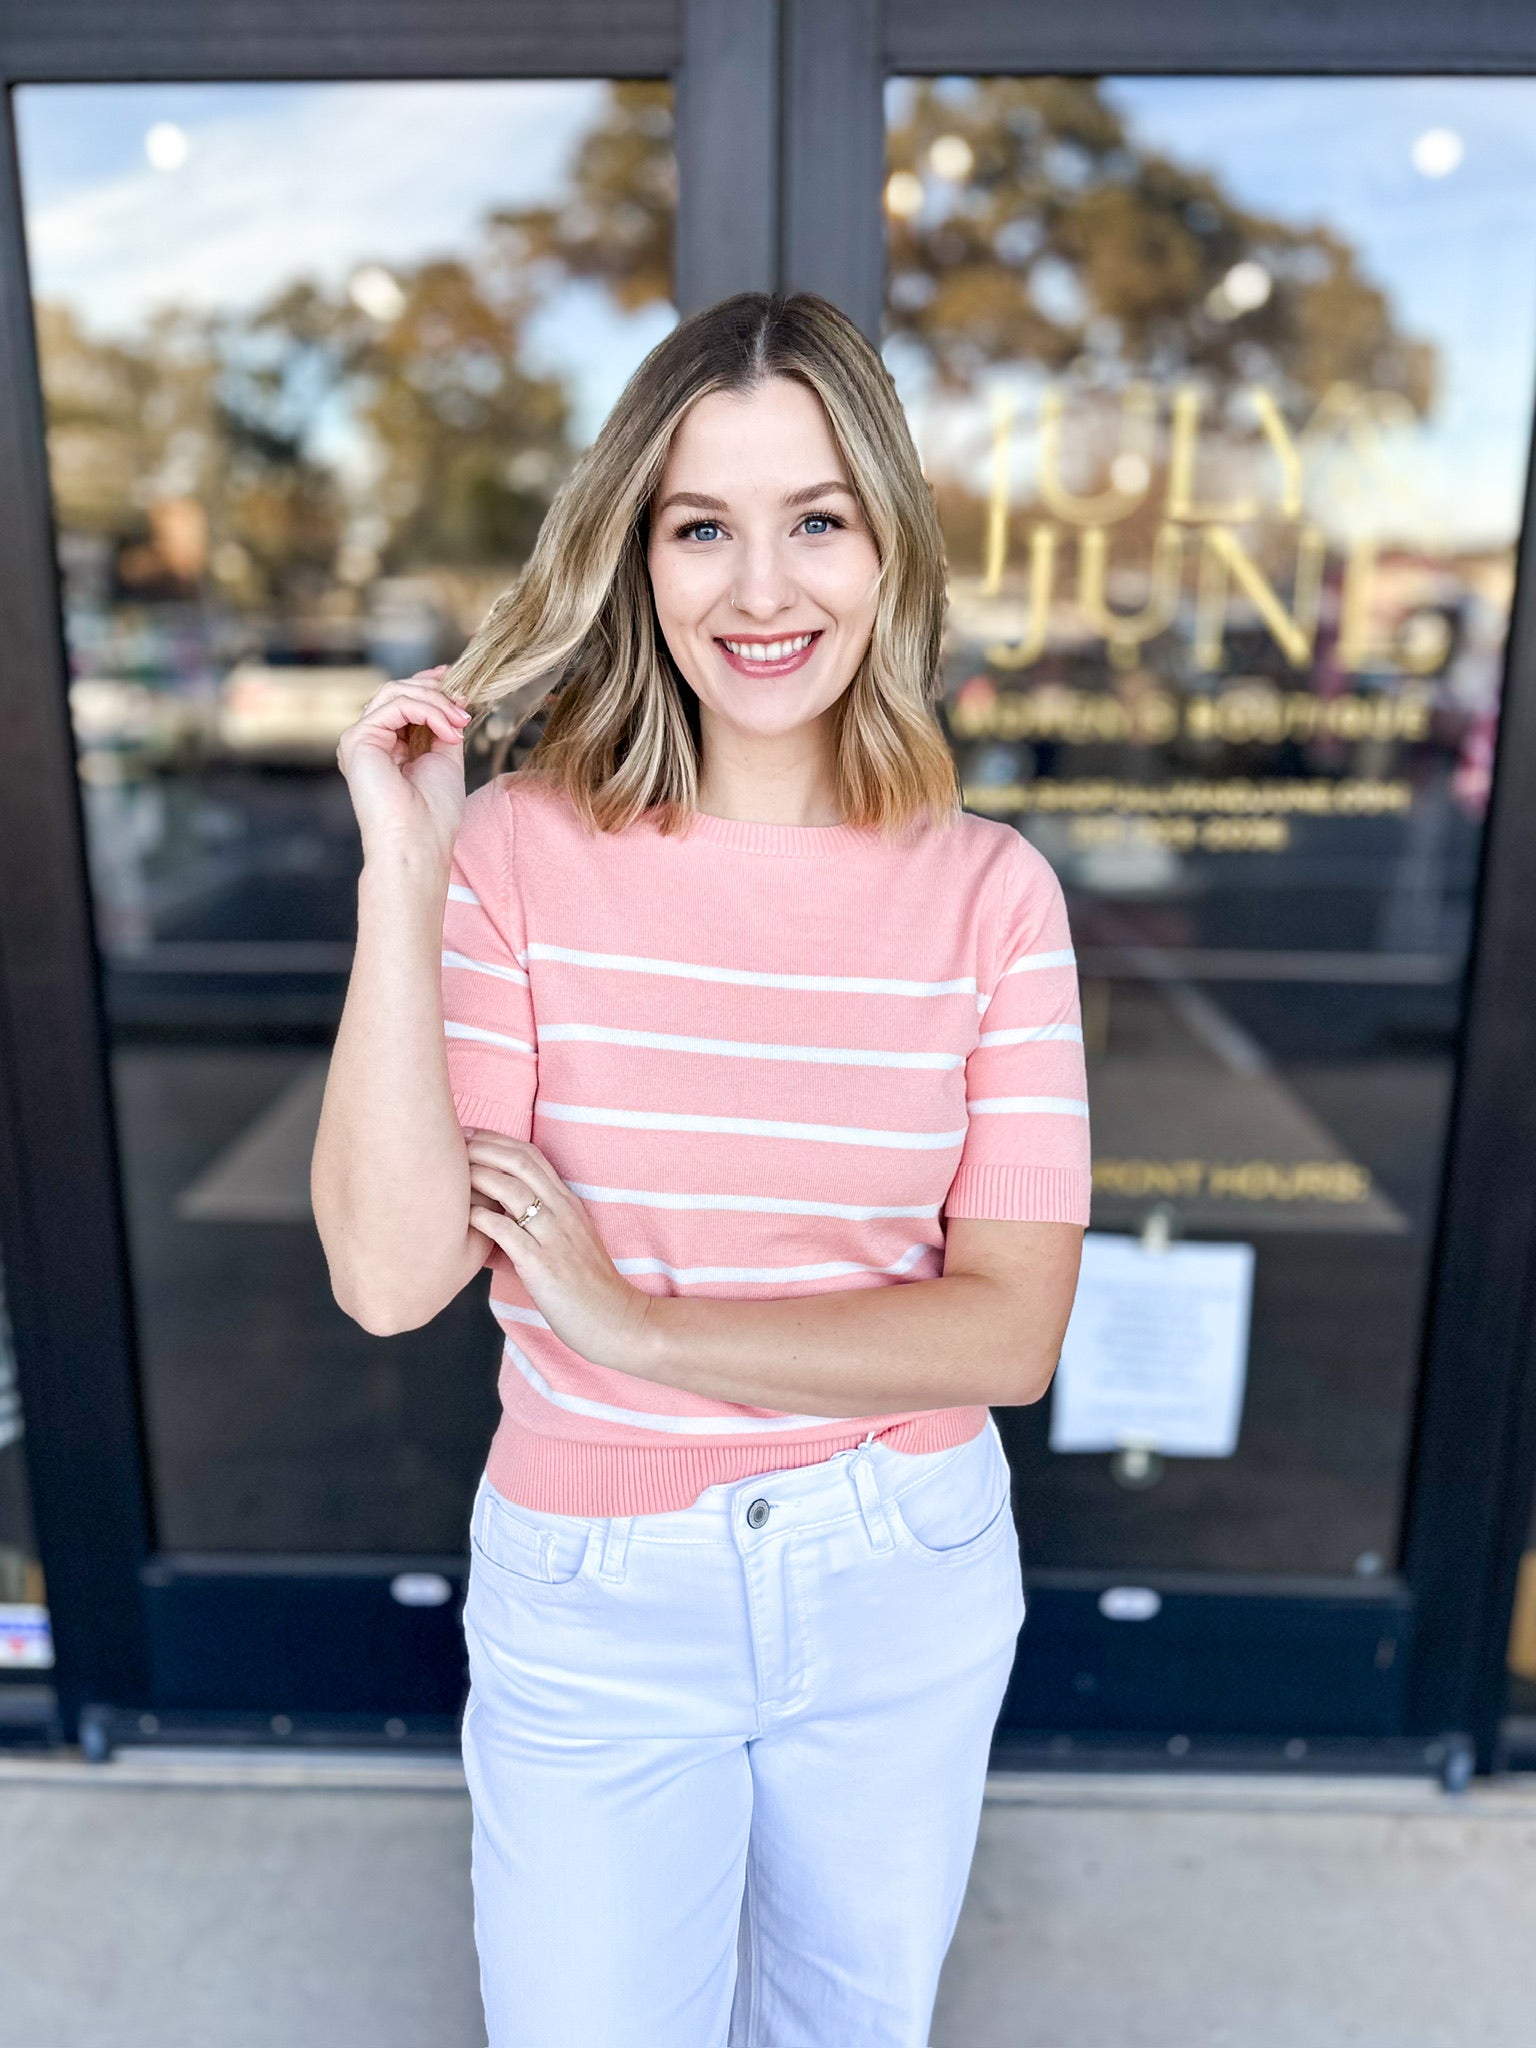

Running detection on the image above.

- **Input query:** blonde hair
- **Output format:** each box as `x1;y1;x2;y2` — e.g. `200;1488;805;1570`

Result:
418;290;959;838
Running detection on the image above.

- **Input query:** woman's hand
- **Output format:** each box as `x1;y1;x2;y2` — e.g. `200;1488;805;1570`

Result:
335;665;473;870
465;1132;658;1374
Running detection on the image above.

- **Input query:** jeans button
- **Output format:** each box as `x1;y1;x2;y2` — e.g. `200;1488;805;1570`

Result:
746;1498;771;1529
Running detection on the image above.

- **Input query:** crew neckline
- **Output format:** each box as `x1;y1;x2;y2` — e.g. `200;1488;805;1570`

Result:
681;809;872;856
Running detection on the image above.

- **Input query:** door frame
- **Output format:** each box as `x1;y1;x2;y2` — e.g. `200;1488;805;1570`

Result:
782;0;1536;1771
0;0;777;1744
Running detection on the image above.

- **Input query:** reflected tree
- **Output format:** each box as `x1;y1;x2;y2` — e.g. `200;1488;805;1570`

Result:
884;78;1434;413
484;81;676;314
32;80;673;613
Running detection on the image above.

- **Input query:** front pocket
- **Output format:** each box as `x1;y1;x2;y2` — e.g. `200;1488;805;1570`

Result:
471;1484;593;1587
894;1473;1015;1561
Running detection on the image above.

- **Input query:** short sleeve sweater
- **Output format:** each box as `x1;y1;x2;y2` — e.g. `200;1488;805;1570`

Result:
442;771;1092;1516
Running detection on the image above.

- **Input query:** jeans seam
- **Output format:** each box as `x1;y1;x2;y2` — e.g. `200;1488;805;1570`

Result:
741;1847;762;2047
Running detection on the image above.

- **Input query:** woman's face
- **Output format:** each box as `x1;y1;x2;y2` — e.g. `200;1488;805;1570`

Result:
645;377;881;746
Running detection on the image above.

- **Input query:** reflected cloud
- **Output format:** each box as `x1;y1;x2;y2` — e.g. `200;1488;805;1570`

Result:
18;81;606;335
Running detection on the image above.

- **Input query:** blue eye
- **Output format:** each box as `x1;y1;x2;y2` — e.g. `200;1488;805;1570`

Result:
673;509;848;541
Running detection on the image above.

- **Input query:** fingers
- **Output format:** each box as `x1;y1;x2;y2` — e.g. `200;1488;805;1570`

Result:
333;667;472;831
469;1201;535;1259
337;683;470;771
366;697;467;745
369;680;460;711
468;1165;565;1254
465;1135;570;1212
465;1141;575;1253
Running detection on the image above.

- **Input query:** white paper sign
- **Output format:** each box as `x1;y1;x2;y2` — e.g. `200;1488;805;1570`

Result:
1049;1232;1255;1457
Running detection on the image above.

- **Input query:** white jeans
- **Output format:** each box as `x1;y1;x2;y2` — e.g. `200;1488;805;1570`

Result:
460;1415;1026;2048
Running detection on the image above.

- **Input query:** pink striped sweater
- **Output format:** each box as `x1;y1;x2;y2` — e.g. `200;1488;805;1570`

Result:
441;772;1092;1515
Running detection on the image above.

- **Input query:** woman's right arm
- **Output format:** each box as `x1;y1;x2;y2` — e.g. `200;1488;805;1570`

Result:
311;668;490;1335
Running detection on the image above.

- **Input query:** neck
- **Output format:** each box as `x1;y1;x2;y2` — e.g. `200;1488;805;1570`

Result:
695;707;843;827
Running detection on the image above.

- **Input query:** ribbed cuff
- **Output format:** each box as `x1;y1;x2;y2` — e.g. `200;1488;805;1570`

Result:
452;1091;533;1142
944;1162;1091;1225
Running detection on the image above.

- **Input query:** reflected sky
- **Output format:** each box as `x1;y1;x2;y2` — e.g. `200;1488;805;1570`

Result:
1111;77;1536;544
891;75;1536;549
15;80;677;447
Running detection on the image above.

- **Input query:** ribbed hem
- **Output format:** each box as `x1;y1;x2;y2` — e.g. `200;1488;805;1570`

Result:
944;1162;1092;1225
484;1405;990;1516
452;1090;533;1141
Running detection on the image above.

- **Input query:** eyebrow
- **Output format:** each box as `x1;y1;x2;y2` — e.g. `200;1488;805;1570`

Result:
654;481;856;517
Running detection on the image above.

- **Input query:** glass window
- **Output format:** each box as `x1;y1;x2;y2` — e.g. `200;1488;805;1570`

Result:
16;80;677;1551
885;76;1536;1571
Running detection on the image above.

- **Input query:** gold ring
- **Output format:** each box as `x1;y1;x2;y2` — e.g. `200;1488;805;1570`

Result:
514;1198;543;1230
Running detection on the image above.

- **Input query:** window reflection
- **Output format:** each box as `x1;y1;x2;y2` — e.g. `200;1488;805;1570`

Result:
885;76;1536;1570
17;80;677;1550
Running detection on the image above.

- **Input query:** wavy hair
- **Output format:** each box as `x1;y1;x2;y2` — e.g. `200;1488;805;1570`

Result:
417;290;959;838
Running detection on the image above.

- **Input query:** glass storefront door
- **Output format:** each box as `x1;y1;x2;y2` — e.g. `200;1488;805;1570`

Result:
15;77;678;1560
0;59;695;1730
876;69;1536;1743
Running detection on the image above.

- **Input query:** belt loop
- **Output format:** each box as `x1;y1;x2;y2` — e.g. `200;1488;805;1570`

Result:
850;1444;896;1553
597;1515;632;1583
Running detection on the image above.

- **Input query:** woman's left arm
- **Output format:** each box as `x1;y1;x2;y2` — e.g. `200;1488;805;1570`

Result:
637;1214;1085;1412
464;1131;1083;1413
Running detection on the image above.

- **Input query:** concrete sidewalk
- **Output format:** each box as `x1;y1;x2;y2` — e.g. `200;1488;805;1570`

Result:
0;1752;1532;2048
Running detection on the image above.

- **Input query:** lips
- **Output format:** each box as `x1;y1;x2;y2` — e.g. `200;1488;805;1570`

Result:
714;630;823;678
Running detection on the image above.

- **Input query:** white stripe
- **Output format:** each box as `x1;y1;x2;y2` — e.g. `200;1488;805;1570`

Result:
442;949;530;988
444;1020;535;1055
999;947;1077;978
537;1022;961;1070
525;941;974;1000
568;1182;941;1221
491;1236;942;1302
968;1096;1090;1117
978;947;1079;1017
612;1242;936;1286
537;1102;966;1150
977;1024;1084;1047
502;1337;862;1433
446;884;480;905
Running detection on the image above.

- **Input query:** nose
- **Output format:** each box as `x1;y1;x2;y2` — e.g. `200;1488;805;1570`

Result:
730;533;797;620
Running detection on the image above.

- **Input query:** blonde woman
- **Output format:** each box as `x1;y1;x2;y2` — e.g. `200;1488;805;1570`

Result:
313;291;1090;2048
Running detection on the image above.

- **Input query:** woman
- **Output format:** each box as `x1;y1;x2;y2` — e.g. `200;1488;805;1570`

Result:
312;290;1090;2048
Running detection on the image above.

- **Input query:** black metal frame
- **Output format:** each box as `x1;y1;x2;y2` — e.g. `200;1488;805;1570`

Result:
782;0;1536;1771
2;0;1535;1770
